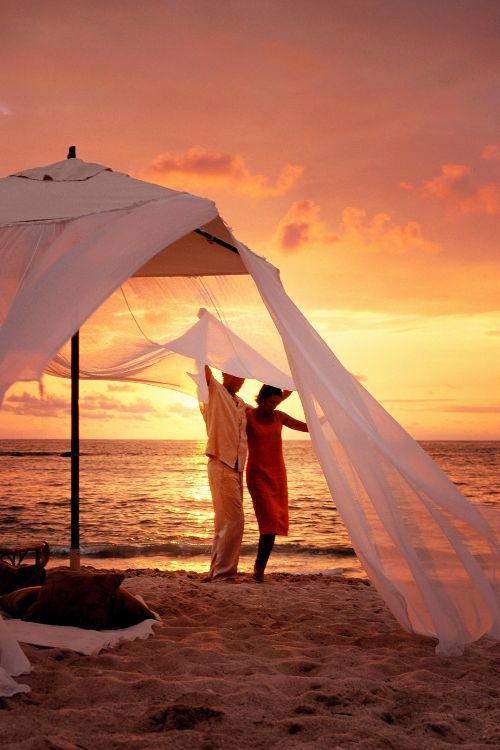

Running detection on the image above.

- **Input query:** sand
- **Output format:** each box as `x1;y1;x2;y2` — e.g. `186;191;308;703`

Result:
1;570;499;750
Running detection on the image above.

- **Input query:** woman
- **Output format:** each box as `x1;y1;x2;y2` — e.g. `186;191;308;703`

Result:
246;385;308;582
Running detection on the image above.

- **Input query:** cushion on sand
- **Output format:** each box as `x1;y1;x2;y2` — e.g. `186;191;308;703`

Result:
108;587;156;629
22;570;124;630
0;562;46;595
0;586;42;617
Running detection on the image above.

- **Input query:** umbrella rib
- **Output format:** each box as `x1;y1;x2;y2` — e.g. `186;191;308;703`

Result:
194;228;239;254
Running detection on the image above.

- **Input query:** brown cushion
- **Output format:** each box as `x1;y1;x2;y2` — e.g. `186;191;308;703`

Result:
0;561;46;595
0;586;41;617
22;570;124;630
107;587;156;629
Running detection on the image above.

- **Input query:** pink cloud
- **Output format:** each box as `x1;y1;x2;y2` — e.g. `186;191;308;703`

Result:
273;200;336;252
423;164;500;215
482;144;500;161
338;207;441;256
436;404;500;414
144;147;303;198
4;392;69;417
107;383;137;392
80;394;158;420
274;201;440;257
423;164;472;199
280;222;311;251
168;402;198;418
4;391;160;421
151;149;234;176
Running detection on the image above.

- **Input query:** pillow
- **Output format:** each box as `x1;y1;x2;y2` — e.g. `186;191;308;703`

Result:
107;587;156;629
0;586;41;617
0;561;46;595
22;570;124;630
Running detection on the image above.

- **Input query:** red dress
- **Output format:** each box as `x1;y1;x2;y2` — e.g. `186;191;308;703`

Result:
246;410;288;535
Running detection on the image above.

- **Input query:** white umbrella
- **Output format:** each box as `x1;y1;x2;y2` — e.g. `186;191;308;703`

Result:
0;147;252;568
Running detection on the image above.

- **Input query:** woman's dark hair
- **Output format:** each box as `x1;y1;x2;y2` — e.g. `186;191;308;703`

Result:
256;384;283;405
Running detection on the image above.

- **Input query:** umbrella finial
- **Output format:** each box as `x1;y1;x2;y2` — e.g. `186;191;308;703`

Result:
67;146;77;159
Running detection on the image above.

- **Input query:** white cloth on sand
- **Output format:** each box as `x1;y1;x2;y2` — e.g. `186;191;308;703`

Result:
0;612;30;696
0;596;161;696
4;611;161;658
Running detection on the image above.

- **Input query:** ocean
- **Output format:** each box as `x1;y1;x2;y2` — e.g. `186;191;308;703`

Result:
0;440;498;578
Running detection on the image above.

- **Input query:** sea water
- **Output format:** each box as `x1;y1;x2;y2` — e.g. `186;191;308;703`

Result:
0;440;498;577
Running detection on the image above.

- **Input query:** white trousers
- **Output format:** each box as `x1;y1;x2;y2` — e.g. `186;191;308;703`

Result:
207;458;244;580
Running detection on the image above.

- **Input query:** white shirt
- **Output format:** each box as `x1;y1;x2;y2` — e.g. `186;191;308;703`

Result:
200;377;248;471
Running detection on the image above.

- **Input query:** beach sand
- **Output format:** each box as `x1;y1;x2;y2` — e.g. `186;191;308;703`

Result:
2;570;499;750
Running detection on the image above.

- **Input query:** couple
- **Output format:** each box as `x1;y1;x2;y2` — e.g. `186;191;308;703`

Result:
200;366;308;583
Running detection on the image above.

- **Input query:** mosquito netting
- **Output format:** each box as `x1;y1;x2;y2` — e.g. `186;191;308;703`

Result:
1;158;499;656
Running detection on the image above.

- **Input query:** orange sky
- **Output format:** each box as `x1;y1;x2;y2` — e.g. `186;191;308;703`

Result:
1;0;499;440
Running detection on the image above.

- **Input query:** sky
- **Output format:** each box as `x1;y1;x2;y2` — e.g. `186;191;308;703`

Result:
0;0;499;440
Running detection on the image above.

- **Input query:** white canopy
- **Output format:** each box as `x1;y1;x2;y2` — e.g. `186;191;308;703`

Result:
1;157;499;660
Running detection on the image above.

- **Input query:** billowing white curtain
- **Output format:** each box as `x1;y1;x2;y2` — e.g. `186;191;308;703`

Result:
235;241;500;655
45;288;295;397
0;196;219;402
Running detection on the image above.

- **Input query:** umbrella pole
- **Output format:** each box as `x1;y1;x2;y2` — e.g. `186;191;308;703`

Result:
67;145;80;570
70;330;80;570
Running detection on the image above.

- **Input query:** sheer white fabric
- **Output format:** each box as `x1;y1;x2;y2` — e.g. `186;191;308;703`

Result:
0;158;245;401
0;199;227;401
236;241;500;655
0;614;30;696
4;614;160;657
44;279;294;399
1;158;499;655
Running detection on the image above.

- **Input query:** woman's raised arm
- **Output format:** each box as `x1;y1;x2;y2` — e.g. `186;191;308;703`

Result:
278;411;308;432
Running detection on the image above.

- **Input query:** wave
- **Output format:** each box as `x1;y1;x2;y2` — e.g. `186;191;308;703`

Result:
0;451;91;457
47;540;356;560
0;451;64;457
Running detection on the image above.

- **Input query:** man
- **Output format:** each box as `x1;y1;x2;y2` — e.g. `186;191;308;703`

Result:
200;365;248;582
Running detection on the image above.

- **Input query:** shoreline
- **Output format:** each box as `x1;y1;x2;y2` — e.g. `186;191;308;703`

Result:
3;569;499;749
44;551;366;579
